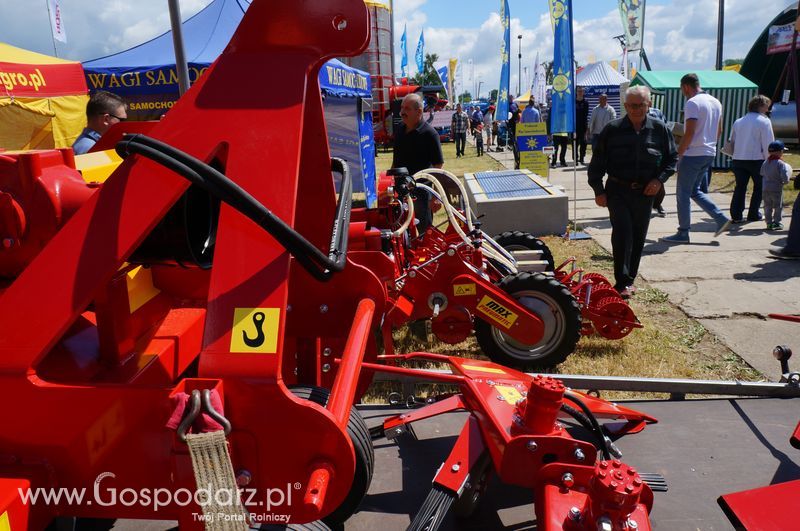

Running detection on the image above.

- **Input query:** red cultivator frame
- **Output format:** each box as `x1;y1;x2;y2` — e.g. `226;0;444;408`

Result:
0;1;659;529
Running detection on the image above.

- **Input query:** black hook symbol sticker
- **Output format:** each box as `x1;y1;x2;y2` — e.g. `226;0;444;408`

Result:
242;312;266;348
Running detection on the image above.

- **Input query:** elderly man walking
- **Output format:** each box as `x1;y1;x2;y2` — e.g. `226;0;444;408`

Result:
587;93;616;151
588;86;678;298
662;73;732;243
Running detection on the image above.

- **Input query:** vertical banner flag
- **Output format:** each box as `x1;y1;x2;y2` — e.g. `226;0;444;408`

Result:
550;0;575;133
532;51;547;107
448;58;458;104
415;30;425;75
47;0;67;43
618;0;646;51
496;0;511;121
400;24;408;77
436;66;449;99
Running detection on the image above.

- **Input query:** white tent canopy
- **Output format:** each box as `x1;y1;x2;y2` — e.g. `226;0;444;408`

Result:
576;61;628;87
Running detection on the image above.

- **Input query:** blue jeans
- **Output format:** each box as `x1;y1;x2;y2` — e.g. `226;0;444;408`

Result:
676;155;728;233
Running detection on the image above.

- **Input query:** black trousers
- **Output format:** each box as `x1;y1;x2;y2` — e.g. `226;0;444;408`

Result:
606;185;655;290
454;132;466;156
730;159;764;221
552;136;568;166
575;131;587;162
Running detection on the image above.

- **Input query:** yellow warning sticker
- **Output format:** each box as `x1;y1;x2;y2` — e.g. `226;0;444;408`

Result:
462;364;506;375
475;295;519;330
495;385;524;405
0;511;10;531
453;283;477;296
230;308;281;353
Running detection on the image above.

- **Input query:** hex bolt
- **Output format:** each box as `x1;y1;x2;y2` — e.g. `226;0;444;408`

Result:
527;441;538;452
451;464;460;473
569;507;581;521
627;519;638;529
322;363;331;373
574;448;585;461
561;472;575;488
446;247;456;256
320;304;328;314
597;516;613;531
497;395;505;401
323;347;332;357
409;270;417;278
286;304;292;312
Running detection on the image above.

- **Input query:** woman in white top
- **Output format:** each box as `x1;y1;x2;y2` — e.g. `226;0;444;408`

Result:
728;95;774;222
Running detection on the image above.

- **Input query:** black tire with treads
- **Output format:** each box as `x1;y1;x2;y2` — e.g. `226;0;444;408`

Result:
493;231;555;271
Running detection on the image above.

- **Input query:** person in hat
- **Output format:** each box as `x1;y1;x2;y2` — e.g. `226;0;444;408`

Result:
761;140;791;231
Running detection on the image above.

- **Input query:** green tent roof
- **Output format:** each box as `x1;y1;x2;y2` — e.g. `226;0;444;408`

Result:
631;70;758;90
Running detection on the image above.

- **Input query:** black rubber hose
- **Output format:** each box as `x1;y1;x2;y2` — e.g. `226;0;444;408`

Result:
560;403;610;460
564;391;612;460
116;134;350;281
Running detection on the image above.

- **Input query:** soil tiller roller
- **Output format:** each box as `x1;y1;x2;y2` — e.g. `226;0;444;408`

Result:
0;0;659;529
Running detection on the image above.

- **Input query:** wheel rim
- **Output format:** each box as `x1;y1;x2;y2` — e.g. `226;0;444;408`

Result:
489;289;567;361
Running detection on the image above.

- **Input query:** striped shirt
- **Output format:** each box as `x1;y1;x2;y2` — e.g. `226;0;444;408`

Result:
451;111;469;134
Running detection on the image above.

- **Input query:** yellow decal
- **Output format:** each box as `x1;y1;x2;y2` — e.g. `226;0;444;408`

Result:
476;295;519;330
126;266;160;313
230;308;280;353
495;385;524;405
453;283;476;297
462;364;506;375
0;511;10;531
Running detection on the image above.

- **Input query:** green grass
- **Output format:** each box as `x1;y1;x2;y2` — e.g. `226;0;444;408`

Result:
375;139;503;178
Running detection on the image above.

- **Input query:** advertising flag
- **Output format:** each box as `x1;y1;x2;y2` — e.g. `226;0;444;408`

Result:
549;0;575;133
618;0;646;51
436;66;449;99
400;25;408;77
496;0;511;121
47;0;67;43
448;58;458;103
415;30;425;75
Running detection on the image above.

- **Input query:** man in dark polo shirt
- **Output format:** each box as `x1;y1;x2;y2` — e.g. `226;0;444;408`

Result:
588;85;678;298
392;93;444;176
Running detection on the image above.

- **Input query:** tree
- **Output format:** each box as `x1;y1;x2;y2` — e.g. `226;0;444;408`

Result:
489;89;498;103
459;91;472;103
412;53;441;87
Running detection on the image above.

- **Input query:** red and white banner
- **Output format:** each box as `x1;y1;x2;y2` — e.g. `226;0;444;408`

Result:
47;0;67;43
767;23;796;54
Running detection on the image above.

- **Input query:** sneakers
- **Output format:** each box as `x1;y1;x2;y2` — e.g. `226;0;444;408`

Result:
714;219;732;237
769;248;800;260
653;206;666;217
616;285;636;299
660;232;690;244
731;218;746;224
767;222;784;230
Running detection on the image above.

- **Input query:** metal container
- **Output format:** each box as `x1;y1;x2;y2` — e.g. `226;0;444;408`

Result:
770;102;799;144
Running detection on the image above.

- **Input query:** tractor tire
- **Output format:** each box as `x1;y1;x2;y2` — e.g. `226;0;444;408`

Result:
493;231;554;271
474;272;581;369
289;386;374;528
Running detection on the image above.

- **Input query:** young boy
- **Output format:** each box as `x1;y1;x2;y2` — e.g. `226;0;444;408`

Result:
474;123;484;156
761;140;792;230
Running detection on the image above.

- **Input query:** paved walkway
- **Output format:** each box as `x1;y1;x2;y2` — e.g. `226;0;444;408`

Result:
482;145;799;379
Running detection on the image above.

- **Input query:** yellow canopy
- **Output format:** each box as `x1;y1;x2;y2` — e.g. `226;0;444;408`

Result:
0;42;89;150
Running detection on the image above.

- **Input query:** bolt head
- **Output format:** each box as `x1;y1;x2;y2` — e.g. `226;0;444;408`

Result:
447;248;456;256
574;448;585;461
322;363;331;372
561;472;575;488
527;441;538;451
569;506;581;521
627;519;638;529
319;304;329;313
497;395;505;400
409;270;417;278
323;347;332;356
235;470;252;487
451;464;460;472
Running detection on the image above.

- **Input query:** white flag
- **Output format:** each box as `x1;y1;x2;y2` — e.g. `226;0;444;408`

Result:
48;0;67;43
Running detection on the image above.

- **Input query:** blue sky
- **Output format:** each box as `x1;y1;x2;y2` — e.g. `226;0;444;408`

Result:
0;0;792;96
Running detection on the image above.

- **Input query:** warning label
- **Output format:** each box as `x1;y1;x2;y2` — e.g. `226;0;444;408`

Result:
453;283;476;296
494;385;524;405
229;308;280;353
476;296;519;330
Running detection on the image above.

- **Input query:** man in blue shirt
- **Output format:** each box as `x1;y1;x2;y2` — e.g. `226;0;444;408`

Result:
520;97;541;123
72;91;127;155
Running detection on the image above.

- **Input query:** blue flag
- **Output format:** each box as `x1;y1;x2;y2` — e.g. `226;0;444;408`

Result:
400;25;408;78
550;0;575;133
495;0;511;122
436;66;449;99
415;30;425;75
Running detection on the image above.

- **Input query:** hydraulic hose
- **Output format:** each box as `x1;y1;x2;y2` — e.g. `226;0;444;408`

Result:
563;391;612;460
116;134;350;281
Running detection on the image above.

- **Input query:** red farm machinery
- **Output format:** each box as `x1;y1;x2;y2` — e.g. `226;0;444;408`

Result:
0;1;798;530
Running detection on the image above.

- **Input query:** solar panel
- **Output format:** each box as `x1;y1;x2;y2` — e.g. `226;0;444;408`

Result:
473;170;550;199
